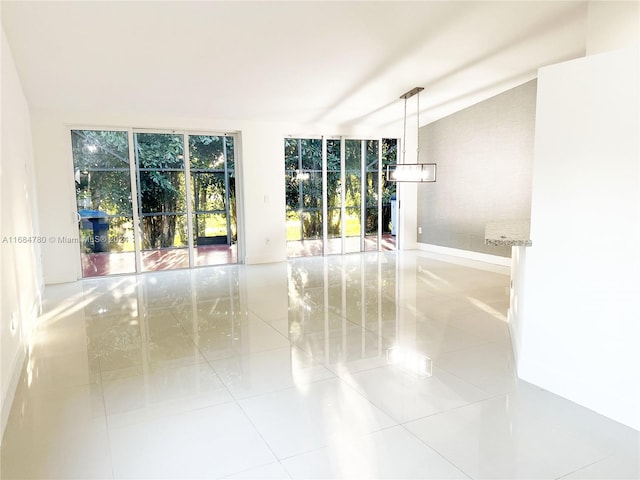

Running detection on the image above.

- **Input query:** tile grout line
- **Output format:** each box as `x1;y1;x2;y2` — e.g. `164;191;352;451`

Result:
92;317;117;480
398;419;475;479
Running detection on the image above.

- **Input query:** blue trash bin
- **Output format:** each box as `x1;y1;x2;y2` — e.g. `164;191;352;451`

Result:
79;209;109;252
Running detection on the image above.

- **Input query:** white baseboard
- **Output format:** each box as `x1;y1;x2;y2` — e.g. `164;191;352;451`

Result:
417;243;511;274
507;309;519;369
1;346;26;442
243;255;287;265
2;283;43;442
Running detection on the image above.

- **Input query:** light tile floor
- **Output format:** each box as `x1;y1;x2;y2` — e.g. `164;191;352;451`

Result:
1;251;638;479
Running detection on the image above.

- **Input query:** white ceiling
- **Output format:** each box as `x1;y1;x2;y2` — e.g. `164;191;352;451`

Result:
1;1;588;129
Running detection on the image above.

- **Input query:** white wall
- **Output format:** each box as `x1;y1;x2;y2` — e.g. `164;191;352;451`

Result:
586;1;640;55
397;126;419;251
519;47;640;430
239;122;288;265
508;245;527;365
0;27;43;439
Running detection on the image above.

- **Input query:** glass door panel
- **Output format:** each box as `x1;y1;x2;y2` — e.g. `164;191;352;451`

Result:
325;139;342;255
189;135;237;267
344;139;362;254
71;130;136;277
135;132;188;272
285;138;323;257
381;138;398;250
301;168;323;244
365;139;380;251
285;138;302;249
224;136;238;245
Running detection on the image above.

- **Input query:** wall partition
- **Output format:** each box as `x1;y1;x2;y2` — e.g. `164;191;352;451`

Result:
285;137;397;258
71;129;239;277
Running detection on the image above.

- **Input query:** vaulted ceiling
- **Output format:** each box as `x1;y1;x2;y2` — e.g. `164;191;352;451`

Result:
1;1;588;128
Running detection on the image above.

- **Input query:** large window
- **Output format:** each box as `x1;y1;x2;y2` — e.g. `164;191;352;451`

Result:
71;129;238;277
285;137;398;257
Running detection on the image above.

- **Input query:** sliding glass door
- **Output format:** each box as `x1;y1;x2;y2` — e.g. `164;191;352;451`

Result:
135;132;189;272
71;129;238;277
71;130;136;276
189;135;237;266
285;137;397;258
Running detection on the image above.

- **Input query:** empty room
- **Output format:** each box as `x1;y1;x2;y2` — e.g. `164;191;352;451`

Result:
1;1;639;479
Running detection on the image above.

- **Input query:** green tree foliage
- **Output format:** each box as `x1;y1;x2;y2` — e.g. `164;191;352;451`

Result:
72;130;236;251
136;133;185;248
189;135;237;242
71;130;132;215
72;130;133;253
284;138;397;240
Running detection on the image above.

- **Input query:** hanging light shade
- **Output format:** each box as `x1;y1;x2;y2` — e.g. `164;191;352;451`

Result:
388;87;437;182
387;163;436;182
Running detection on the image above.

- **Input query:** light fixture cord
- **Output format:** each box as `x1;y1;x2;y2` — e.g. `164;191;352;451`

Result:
402;97;407;164
416;91;420;162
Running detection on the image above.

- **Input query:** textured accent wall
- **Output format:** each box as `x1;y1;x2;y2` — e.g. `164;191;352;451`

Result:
417;79;536;257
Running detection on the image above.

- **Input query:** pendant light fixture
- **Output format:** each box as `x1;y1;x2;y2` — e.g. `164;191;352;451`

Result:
388;87;437;182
